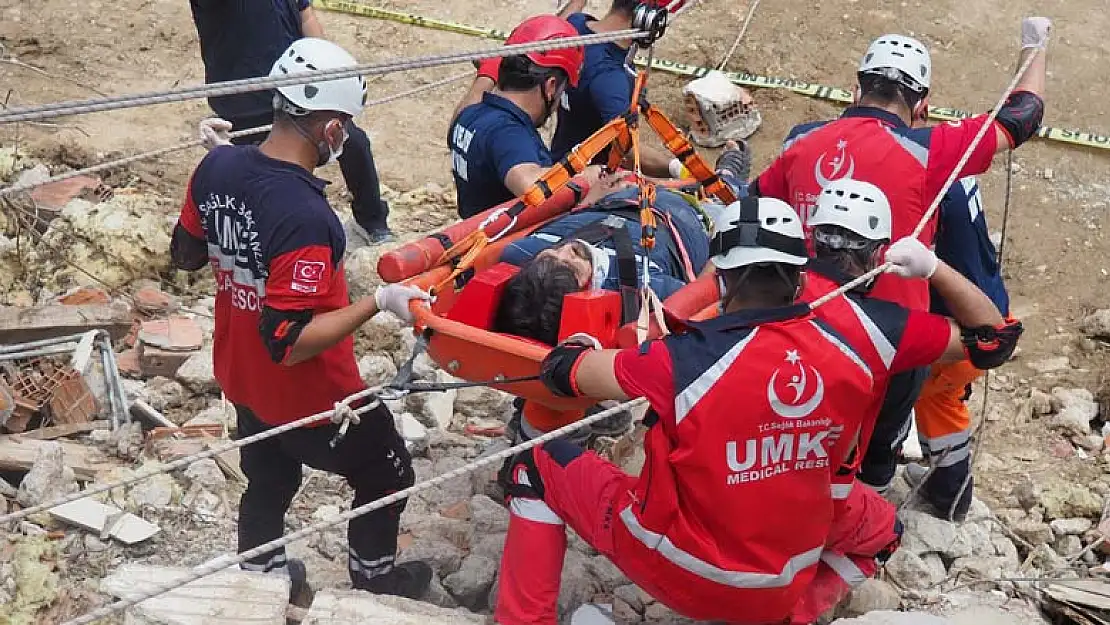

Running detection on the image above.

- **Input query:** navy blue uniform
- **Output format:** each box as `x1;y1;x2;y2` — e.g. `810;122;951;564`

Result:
189;0;308;122
499;187;711;299
449;93;552;218
549;13;634;161
934;177;1010;316
188;0;392;234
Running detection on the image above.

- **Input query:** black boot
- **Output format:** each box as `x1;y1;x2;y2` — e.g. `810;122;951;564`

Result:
354;561;433;599
714;139;752;181
287;559;315;609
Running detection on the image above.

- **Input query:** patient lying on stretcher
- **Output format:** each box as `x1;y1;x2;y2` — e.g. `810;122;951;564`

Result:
493;143;751;346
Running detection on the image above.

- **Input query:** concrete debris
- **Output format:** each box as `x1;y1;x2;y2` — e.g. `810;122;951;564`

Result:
109;420;145;460
1029;389;1053;416
884;549;947;590
1049;387;1099;436
407;371;457;430
1081;309;1110;339
842;578;902;615
468;531;507;565
49;497;160;544
1051;517;1094;537
138;376;188;413
362;312;407;355
397;413;428;454
420;573;460;609
101;563;289;625
453;385;513;422
570;604;616;625
176;348;218;394
132;286;177;316
443;554;498;610
417;457;477;510
399;537;467;578
343;245;386;301
613;584;651;615
124;468;178;510
469;494;509;535
304;589;483;624
15;441;78;507
183;458;227;490
184;405;229;429
585;555;627;590
559;550;601;620
1054;534;1083;559
831;612;953;625
358;353;398;387
1011;478;1042;511
1041;483;1103;520
1011;519;1054;545
0;302;133;344
1029;356;1071;374
899;509;973;559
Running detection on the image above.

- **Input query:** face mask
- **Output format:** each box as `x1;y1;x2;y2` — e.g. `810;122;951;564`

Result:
576;239;610;290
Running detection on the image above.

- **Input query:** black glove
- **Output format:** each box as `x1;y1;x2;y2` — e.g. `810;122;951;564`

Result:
961;317;1023;370
715;140;752;181
539;334;599;398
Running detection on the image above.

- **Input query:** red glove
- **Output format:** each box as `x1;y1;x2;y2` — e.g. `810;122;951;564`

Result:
477;57;501;83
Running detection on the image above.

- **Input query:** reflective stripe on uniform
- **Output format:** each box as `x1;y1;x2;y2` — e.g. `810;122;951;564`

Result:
241;551;287;573
809;321;873;384
843;296;896;369
919;429;972;467
819;552;867;587
674;328;760;425
619;505;822;589
510;497;565;525
830;482;854;500
883;126;929;168
349;548;395;577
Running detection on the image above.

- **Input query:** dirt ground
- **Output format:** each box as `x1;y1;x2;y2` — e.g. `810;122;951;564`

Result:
1;0;1110;597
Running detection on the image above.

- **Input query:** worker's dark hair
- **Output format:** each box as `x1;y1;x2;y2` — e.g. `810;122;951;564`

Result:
857;73;925;113
720;263;802;309
812;225;884;278
611;0;639;15
498;55;569;92
495;256;582;346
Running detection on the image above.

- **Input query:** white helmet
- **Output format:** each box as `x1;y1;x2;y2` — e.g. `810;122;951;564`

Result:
810;178;892;242
710;197;809;270
858;34;931;92
269;38;367;117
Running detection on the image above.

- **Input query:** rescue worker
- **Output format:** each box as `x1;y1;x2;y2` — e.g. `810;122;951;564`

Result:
170;38;433;603
189;0;395;242
790;178;1020;619
448;15;599;218
904;175;1011;521
495;144;750;345
495;196;885;625
749;17;1050;493
453;1;710;180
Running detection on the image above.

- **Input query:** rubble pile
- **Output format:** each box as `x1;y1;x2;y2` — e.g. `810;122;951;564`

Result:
4;152;1110;623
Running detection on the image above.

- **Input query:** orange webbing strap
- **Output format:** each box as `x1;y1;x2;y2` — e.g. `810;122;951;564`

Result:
643;105;738;205
433;119;631;294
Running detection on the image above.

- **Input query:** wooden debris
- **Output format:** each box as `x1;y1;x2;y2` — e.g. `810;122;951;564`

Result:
20;420;108;441
49;498;160;545
0;303;133;344
0;436;118;480
1043;580;1110;625
100;564;290;625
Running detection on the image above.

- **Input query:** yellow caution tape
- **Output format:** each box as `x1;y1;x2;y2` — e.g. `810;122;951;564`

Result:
319;0;1110;152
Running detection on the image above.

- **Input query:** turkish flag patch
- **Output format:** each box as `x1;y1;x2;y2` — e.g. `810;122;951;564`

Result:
291;260;326;294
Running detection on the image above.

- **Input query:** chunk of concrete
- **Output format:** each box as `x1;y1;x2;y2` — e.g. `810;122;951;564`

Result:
303;590;483;625
100;563;289;624
49;498;159;545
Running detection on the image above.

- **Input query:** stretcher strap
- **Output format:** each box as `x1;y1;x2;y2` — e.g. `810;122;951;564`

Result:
636;286;670;345
643;105;738;205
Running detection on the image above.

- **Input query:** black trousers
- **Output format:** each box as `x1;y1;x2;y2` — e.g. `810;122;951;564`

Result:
236;402;413;584
226;111;391;232
858;367;929;490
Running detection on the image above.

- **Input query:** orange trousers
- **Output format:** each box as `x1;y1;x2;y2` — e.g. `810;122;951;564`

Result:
911;359;981;518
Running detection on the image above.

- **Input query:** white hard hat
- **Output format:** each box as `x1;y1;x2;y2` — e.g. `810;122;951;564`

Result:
270;38;367;117
710;197;809;270
809;178;892;242
858;34;931;92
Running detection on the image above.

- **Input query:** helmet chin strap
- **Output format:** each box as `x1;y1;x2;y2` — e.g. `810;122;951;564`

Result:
537;82;560;128
287;115;333;167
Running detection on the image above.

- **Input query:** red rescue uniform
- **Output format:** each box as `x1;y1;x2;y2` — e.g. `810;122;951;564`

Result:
754;107;1007;311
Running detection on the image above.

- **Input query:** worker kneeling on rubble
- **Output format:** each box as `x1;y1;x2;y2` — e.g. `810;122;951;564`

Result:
170;38;434;605
493;197;886;625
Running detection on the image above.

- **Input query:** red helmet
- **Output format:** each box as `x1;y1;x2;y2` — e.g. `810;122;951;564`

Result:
505;15;585;87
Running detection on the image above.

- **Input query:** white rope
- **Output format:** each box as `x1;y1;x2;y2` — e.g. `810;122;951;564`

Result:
62;396;647;625
0;71;472;198
0;30;643;124
716;0;762;71
0;388;380;526
807;46;1043;311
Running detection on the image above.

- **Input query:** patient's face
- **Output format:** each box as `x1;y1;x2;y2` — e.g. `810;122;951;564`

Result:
537;241;593;289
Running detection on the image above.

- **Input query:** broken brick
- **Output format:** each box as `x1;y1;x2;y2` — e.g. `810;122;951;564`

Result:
117;348;141;377
59;287;111;306
138;343;194;379
138;317;203;352
30;175;103;211
133;287;176;316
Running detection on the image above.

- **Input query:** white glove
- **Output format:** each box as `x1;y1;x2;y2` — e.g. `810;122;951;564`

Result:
374;284;432;323
1021;17;1052;49
884;237;938;279
198;118;233;150
562;332;602;350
